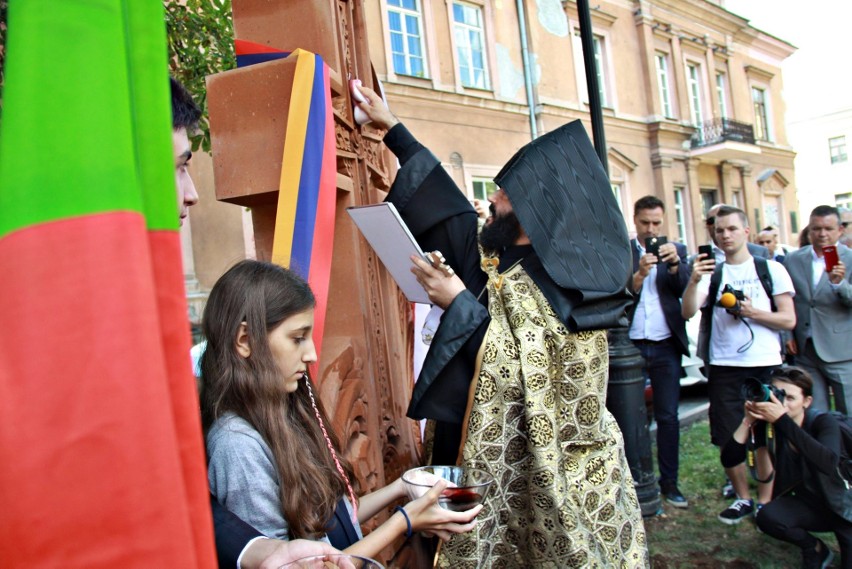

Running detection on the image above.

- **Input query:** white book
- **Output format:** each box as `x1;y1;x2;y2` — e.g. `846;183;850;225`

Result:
346;202;431;304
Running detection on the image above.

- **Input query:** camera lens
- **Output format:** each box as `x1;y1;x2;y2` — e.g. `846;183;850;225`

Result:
741;377;769;402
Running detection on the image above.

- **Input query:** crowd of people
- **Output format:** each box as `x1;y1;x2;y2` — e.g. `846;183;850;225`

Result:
629;182;851;567
166;72;852;568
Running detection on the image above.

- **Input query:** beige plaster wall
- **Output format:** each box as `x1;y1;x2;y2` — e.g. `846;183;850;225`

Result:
187;151;249;289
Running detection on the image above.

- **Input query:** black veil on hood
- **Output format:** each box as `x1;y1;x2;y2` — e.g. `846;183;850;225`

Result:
493;120;631;306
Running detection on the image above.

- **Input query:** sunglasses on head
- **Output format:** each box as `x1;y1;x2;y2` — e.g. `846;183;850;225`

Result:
705;216;715;226
843;221;850;228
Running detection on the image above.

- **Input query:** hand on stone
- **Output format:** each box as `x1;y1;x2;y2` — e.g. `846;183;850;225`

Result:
354;85;399;130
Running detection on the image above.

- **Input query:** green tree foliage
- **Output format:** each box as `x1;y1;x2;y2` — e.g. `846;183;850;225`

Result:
1;0;8;110
0;1;234;134
165;0;235;152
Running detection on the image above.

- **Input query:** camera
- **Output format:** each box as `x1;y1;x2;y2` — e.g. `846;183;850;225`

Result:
741;376;785;403
718;284;745;315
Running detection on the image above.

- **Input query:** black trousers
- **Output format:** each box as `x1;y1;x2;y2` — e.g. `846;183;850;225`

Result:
756;494;852;568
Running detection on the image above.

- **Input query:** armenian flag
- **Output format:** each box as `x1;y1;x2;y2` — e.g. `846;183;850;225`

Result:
234;41;337;362
0;1;215;567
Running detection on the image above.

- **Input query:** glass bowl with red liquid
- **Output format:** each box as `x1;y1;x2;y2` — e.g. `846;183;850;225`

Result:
402;465;494;512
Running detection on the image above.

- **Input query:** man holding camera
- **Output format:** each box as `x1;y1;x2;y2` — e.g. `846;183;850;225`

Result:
682;206;796;524
628;196;691;508
783;205;852;415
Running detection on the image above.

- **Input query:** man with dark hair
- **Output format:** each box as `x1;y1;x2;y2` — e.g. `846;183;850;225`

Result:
628;195;690;508
783;205;852;414
168;77;337;569
682;205;796;525
756;226;785;263
169;77;201;226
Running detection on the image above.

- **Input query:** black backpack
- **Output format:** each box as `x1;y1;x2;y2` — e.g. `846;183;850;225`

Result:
804;411;852;522
805;411;852;484
697;256;775;361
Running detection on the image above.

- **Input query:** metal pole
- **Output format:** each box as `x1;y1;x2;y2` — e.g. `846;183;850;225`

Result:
576;0;607;174
577;0;661;516
515;0;537;140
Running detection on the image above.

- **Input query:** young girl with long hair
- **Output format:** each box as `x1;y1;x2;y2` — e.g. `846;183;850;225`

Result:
200;260;481;558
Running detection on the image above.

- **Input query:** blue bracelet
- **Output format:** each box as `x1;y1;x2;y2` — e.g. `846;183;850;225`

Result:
393;506;413;538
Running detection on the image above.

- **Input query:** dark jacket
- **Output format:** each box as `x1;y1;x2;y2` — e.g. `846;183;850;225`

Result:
383;124;626;425
212;495;261;568
629;239;691;356
721;411;852;522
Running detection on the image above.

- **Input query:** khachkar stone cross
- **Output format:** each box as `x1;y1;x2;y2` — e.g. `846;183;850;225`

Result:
207;1;426;564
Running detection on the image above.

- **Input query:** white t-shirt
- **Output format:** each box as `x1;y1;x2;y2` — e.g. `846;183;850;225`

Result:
698;258;794;366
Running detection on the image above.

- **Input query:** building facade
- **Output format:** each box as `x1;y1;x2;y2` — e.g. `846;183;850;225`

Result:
363;0;798;249
181;0;800;328
788;107;852;218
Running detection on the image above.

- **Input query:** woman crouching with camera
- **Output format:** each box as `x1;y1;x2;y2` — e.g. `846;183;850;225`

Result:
721;367;852;569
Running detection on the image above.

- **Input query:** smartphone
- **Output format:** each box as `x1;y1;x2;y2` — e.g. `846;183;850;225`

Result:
698;244;713;261
824;245;839;272
645;236;667;261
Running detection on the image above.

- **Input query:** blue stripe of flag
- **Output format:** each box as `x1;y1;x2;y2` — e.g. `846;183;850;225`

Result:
236;52;291;68
289;53;326;278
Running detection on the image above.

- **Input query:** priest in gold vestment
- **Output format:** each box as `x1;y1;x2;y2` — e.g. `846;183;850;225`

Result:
359;87;648;568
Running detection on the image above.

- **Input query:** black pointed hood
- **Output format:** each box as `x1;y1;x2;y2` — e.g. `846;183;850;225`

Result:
493;120;631;303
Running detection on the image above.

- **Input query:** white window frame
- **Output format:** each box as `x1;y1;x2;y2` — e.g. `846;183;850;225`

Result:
673;187;689;249
572;29;611;108
386;0;428;78
686;63;704;127
763;194;782;231
829;136;848;164
471;177;497;201
731;190;742;209
655;53;673;118
611;182;624;213
700;189;718;218
452;2;489;90
752;86;772;142
715;72;728;119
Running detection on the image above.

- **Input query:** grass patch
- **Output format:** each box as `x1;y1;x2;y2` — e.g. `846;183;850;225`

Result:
645;419;839;568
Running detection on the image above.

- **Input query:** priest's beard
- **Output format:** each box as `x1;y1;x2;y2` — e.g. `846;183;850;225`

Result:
479;211;522;255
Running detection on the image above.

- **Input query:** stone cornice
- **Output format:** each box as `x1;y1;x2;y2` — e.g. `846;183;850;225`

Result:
744;65;775;83
731;23;797;61
610;147;639;171
383;81;528;115
638;0;794;61
643;0;748;37
562;1;618;27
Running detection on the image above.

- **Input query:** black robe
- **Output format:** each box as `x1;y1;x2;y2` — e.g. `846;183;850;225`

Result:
383;124;629;461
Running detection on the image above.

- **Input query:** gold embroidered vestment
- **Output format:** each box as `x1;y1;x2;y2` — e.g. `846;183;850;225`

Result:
438;259;648;568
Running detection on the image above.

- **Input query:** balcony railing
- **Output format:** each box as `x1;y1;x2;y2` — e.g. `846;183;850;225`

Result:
690;118;755;148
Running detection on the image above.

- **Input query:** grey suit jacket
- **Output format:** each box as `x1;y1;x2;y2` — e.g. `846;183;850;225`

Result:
783;245;852;363
748;242;770;259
